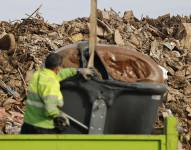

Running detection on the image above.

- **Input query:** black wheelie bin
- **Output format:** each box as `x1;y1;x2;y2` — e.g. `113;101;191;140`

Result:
56;42;166;134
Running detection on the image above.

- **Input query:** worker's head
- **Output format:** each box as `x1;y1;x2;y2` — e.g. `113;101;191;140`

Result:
45;53;62;74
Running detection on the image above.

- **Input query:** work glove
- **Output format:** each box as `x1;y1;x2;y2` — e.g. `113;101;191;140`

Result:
54;113;70;130
78;68;94;80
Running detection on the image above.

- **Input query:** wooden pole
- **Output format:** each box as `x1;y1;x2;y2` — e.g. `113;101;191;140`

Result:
88;0;97;68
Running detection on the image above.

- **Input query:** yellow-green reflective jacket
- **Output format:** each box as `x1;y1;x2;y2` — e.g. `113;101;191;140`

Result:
24;68;77;129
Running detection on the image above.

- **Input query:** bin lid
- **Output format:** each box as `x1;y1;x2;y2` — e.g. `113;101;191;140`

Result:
56;42;164;83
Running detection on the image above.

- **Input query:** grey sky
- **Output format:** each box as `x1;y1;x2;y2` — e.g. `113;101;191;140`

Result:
0;0;190;23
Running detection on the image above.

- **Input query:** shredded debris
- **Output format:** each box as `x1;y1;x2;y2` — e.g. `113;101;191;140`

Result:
0;9;191;149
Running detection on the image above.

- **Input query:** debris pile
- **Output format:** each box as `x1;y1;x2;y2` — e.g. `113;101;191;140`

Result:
0;9;191;148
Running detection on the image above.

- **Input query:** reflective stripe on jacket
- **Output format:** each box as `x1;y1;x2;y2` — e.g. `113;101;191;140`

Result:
24;68;77;129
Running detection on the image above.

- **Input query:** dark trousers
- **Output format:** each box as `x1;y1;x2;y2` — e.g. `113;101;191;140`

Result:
21;122;57;134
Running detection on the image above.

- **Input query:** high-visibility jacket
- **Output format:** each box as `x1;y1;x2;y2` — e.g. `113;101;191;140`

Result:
24;68;77;129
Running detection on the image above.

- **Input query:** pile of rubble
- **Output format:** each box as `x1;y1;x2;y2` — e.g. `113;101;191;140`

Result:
0;9;191;148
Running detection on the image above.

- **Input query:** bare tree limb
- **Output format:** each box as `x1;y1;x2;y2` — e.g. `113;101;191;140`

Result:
26;4;43;20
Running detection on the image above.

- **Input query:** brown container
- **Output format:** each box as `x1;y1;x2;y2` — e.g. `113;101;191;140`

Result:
56;42;164;83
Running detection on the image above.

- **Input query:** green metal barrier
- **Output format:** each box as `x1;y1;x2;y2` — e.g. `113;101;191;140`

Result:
0;117;178;150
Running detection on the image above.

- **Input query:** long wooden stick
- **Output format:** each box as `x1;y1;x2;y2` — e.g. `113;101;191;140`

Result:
26;4;42;19
17;67;27;95
0;79;20;98
88;0;97;68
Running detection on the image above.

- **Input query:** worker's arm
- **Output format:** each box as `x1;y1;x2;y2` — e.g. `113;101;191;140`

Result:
57;68;77;81
57;68;94;81
40;78;63;118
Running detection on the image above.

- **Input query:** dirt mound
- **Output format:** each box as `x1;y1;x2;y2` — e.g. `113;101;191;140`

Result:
0;10;190;149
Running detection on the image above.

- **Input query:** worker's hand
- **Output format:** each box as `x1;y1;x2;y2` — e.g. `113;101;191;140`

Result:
78;68;94;80
54;113;70;129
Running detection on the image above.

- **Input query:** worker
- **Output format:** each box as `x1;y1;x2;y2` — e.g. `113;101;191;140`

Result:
21;53;93;134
